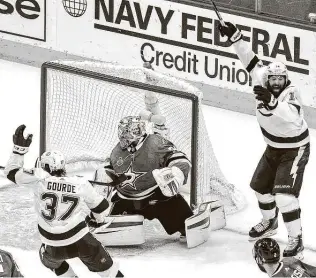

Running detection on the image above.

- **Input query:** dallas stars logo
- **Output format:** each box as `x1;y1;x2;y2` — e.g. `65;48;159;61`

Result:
119;163;146;190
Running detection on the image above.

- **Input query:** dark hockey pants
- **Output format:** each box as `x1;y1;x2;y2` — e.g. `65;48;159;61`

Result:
250;143;310;197
110;189;193;235
39;233;113;274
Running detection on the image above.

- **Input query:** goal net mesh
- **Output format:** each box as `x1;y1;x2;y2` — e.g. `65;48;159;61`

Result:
42;61;245;214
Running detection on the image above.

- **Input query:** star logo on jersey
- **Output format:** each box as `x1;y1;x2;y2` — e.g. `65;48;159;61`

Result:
119;163;146;190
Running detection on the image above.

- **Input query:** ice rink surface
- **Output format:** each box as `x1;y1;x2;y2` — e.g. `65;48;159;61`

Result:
0;59;315;277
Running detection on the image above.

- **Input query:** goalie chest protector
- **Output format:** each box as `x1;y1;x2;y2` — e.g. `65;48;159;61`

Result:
110;134;175;197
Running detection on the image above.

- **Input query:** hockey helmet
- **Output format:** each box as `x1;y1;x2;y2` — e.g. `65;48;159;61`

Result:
252;238;280;272
265;62;288;81
118;116;146;149
40;150;66;174
264;61;288;96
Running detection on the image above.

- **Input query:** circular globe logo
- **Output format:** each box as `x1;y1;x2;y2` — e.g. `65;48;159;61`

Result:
62;0;87;17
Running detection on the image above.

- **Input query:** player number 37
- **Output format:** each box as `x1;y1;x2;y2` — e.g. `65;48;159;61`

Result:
41;192;79;221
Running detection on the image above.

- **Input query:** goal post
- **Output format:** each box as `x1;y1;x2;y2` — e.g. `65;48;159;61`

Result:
40;60;245;213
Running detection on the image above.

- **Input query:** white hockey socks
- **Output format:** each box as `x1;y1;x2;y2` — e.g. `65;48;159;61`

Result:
255;192;277;220
275;194;302;237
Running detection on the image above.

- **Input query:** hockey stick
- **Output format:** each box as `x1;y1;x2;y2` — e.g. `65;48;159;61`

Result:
0;165;127;187
210;0;227;27
89;174;128;187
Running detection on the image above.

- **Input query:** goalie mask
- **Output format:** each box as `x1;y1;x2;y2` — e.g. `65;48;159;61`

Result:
118;116;146;149
40;150;66;176
252;238;280;273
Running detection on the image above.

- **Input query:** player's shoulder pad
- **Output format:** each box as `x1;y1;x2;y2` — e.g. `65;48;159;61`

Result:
151;134;176;152
32;167;50;179
280;84;300;102
285;84;299;93
256;60;264;68
148;133;174;146
66;175;85;182
111;142;122;154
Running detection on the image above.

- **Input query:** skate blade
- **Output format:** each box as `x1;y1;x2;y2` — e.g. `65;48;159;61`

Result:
248;230;277;242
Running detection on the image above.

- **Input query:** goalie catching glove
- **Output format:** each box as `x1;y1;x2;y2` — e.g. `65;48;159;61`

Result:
12;125;33;155
152;166;184;197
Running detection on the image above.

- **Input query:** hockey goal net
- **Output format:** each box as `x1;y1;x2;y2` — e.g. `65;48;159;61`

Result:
41;61;245;214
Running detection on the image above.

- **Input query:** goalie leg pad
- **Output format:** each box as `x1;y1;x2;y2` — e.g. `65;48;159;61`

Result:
184;200;226;248
92;215;145;246
185;202;211;248
208;200;226;231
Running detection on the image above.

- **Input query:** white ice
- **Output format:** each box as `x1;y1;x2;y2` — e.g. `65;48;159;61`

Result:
0;59;315;278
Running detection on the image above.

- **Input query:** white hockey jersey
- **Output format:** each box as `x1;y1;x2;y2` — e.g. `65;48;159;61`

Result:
5;153;109;247
233;40;309;148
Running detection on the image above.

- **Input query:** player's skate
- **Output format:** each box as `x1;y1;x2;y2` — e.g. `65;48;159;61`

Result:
283;234;304;260
249;216;278;241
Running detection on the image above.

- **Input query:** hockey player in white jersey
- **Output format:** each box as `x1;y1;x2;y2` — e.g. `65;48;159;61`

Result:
4;125;123;277
219;22;310;258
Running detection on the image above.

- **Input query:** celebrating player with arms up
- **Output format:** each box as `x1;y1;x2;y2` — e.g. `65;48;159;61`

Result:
219;23;310;258
253;238;316;277
4;125;123;278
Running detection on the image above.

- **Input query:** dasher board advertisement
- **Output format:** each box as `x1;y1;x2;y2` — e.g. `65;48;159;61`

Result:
0;0;46;41
56;0;316;107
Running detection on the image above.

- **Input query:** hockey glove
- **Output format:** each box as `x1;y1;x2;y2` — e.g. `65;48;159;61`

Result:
152;166;184;197
86;212;99;228
12;125;33;155
218;22;242;44
254;85;278;110
85;212;107;229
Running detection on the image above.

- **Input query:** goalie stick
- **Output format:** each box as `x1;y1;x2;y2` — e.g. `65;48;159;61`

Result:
89;174;128;187
0;165;127;187
210;0;227;27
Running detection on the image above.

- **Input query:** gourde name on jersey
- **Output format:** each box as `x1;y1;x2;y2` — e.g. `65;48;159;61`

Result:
110;134;177;198
273;257;316;277
47;181;76;193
